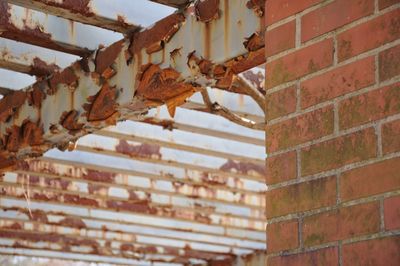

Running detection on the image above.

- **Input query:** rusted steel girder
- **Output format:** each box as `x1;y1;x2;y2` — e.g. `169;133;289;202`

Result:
7;0;143;34
0;0;265;170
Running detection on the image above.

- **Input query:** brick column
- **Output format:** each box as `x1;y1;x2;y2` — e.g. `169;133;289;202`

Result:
264;0;400;265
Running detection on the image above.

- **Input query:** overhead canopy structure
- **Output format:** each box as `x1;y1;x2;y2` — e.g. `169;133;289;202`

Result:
0;0;267;265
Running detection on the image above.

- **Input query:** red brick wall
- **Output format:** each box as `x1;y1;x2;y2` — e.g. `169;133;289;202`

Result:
264;0;400;264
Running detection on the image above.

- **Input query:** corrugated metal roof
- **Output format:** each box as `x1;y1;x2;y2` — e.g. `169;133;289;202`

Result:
0;0;266;265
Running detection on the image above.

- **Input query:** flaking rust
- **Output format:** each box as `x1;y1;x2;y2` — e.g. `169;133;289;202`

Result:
129;13;185;55
246;0;265;17
59;110;84;135
194;0;220;22
0;90;27;123
136;63;197;117
48;67;79;94
83;83;119;122
115;140;162;159
187;51;234;89
243;32;264;52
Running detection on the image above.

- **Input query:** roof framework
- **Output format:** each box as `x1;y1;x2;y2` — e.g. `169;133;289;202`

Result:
0;0;266;265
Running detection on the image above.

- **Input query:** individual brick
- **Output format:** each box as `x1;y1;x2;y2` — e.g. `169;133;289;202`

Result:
340;157;400;201
302;0;374;42
384;196;400;230
266;0;322;26
301;128;377;176
267;106;334;153
342;236;400;266
266;151;297;185
379;44;400;81
266;39;333;89
337;9;400;61
379;0;400;10
265;176;336;218
303;202;380;246
382;119;400;154
268;247;338;266
301;56;375;108
266;86;296;121
266;20;296;57
339;82;400;129
267;219;299;253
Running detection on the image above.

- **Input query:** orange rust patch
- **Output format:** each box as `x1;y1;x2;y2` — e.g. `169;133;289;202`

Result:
142;117;175;130
59;110;84;135
48;67;78;94
137;64;194;102
95;39;124;75
58;217;86;229
83;169;115;183
115;140;162;159
129;13;185;55
21;120;44;147
3;121;44;153
84;83;118;122
0;90;27;123
106;200;155;214
30;57;61;77
187;51;234;89
246;0;265;17
225;47;266;74
195;0;220;22
244;32;264;52
28;82;47;108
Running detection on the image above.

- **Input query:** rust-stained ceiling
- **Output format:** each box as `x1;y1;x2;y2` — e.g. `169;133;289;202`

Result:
0;0;266;265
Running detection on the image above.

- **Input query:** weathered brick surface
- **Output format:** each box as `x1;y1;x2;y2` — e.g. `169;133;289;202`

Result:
267;106;334;153
301;0;374;42
340;157;400;201
266;86;296;120
267;219;299;253
382;119;400;154
301;57;375;108
384;196;400;230
266;39;333;89
265;0;400;263
266;21;296;57
266;151;297;184
301;128;377;176
339;83;400;129
337;9;400;61
342;236;400;266
266;0;322;25
303;202;380;246
265;176;336;218
379;44;400;81
268;247;338;266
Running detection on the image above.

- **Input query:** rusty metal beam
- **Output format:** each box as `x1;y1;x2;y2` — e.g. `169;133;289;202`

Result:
95;129;264;163
0;1;123;56
135;117;265;146
1;169;266;227
8;0;145;33
0;196;266;242
0;38;78;77
0;0;265;170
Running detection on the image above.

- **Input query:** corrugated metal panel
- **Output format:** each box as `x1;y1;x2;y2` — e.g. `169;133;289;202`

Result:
0;0;267;265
